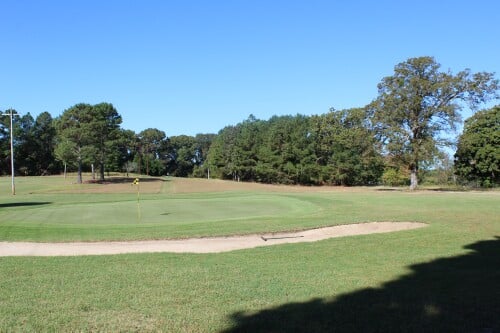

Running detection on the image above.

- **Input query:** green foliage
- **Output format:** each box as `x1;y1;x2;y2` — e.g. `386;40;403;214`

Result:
137;128;166;176
105;129;137;175
0;110;14;175
32;112;60;174
55;103;122;182
310;108;384;185
207;123;246;180
207;111;383;185
55;103;95;183
164;135;198;177
190;133;216;178
88;103;122;180
381;168;409;186
454;106;499;187
258;114;315;184
1;110;60;176
419;153;456;186
368;56;499;190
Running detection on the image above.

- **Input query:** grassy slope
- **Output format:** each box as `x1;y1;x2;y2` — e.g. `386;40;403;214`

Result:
0;176;499;332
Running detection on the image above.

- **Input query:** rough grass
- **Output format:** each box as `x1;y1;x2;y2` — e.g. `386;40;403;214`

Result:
0;176;499;332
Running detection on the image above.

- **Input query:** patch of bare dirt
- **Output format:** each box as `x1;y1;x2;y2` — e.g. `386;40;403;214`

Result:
0;222;426;257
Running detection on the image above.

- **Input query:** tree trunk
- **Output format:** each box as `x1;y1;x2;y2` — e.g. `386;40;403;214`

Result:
100;162;105;181
410;168;418;191
77;160;82;184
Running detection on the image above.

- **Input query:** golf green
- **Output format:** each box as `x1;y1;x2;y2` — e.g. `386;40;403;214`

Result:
0;194;316;226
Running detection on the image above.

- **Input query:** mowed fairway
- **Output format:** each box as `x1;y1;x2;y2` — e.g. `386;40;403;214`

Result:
0;176;499;332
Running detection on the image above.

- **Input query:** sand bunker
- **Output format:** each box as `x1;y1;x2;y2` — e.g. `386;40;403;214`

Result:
0;222;426;257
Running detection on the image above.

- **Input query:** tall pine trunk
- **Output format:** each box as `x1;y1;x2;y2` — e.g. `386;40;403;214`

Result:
100;162;105;181
77;159;82;184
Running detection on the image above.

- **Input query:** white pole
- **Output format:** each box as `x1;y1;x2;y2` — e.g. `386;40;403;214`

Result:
1;109;18;195
9;109;15;195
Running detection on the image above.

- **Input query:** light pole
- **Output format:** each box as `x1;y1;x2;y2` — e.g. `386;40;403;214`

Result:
1;109;17;195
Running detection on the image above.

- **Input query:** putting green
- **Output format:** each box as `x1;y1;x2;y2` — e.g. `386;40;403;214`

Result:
0;193;318;227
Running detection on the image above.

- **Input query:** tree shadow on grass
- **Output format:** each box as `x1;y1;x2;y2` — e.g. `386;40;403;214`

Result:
424;187;471;192
0;202;52;208
85;177;169;184
223;237;500;333
375;187;405;192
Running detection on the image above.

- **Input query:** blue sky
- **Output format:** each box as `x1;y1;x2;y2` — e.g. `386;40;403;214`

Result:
1;0;499;136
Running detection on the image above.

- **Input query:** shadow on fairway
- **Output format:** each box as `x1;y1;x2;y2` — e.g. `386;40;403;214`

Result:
223;238;500;333
0;202;52;208
85;177;169;184
425;187;471;192
376;188;404;192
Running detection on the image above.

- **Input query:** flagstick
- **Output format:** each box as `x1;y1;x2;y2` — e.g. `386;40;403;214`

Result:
136;182;141;221
132;178;141;222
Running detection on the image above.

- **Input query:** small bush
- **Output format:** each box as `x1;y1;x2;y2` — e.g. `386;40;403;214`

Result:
381;168;409;186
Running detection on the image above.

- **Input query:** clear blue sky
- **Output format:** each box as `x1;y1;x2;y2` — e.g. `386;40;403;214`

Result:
1;0;499;136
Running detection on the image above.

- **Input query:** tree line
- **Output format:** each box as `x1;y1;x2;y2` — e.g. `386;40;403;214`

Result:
0;103;217;184
206;110;384;186
1;57;498;188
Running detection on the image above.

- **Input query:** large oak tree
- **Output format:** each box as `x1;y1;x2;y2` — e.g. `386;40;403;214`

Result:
368;56;498;190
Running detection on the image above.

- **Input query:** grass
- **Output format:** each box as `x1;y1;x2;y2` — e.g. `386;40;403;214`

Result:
0;176;499;332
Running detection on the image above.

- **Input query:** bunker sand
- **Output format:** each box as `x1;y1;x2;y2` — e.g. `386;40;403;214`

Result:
0;222;426;257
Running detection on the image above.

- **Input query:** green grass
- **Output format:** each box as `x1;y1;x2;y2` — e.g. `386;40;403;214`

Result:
0;176;499;332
